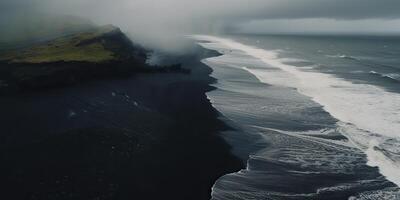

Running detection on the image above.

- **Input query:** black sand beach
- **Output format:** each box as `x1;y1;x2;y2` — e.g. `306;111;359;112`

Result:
0;46;243;200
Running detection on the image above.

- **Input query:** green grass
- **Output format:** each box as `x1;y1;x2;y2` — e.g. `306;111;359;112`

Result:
0;25;120;63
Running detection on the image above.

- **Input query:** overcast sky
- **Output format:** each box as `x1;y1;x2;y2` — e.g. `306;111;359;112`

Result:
1;0;400;50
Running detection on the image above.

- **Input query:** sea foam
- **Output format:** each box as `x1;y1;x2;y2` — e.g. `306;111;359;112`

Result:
194;35;400;187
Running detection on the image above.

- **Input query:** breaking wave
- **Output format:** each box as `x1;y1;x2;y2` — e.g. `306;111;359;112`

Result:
194;35;400;187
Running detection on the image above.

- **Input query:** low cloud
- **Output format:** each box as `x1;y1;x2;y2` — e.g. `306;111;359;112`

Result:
1;0;400;51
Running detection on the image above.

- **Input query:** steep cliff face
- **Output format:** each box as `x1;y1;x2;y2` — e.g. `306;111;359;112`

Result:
0;25;151;93
0;25;148;64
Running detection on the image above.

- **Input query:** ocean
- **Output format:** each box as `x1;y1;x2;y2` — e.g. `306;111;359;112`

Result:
194;34;400;199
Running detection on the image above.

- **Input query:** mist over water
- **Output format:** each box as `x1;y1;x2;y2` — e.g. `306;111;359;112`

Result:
2;1;400;199
2;0;400;52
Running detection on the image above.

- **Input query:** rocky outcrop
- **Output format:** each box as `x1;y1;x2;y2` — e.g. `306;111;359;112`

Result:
0;25;188;94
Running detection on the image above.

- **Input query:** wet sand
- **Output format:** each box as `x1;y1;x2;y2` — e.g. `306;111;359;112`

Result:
0;46;243;200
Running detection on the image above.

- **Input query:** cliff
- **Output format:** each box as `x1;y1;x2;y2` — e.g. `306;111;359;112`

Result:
0;25;185;93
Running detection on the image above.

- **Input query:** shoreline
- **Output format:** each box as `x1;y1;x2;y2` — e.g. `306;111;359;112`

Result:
0;44;244;199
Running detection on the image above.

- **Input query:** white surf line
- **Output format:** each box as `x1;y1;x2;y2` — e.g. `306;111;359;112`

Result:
251;125;357;151
192;35;400;187
194;35;400;138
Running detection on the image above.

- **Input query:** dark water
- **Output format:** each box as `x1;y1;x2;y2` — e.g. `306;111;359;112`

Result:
195;35;400;199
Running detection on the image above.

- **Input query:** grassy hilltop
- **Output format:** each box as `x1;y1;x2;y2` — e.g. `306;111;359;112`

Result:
0;22;186;94
0;24;150;92
0;25;146;64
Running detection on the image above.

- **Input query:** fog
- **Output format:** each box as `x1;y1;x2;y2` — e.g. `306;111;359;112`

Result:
1;0;400;52
232;19;400;35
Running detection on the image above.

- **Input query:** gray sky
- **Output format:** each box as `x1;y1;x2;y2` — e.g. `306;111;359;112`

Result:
1;0;400;51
